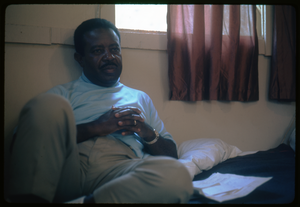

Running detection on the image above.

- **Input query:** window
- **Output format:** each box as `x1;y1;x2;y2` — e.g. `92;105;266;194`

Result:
100;4;167;50
100;4;272;54
115;4;167;32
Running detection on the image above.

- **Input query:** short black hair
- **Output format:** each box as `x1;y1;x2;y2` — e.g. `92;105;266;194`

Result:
74;18;121;56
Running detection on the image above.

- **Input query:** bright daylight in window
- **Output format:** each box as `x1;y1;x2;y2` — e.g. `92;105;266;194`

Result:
116;5;263;34
115;4;167;32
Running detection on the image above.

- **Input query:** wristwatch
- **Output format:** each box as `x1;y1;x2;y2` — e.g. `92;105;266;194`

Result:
144;129;160;145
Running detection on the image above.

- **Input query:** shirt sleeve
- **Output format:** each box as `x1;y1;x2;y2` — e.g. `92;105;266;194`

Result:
142;93;177;149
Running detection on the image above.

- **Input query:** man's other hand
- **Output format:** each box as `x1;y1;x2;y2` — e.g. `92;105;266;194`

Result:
94;106;145;137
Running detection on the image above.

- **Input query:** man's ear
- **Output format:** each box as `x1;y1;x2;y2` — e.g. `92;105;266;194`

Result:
74;52;84;68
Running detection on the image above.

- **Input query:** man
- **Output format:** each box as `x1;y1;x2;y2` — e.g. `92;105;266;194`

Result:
7;18;193;203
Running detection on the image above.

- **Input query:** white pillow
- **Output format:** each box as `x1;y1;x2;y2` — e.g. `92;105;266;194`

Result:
178;138;242;179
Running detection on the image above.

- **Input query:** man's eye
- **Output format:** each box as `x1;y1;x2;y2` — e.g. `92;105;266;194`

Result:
111;48;120;53
93;49;103;54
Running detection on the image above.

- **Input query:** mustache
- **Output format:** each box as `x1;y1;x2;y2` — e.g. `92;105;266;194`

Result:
100;62;117;69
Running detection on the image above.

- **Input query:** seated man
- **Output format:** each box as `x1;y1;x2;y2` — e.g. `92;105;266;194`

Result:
7;18;193;203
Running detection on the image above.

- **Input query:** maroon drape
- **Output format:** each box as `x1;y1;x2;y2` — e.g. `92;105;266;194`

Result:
167;5;259;101
269;5;296;101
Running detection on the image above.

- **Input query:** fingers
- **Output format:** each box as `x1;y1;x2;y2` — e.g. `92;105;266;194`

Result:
111;105;118;110
118;119;142;135
120;127;141;136
114;107;141;118
118;119;141;127
106;106;145;136
120;130;135;136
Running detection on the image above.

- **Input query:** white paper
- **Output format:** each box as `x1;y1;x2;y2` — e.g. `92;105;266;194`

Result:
193;173;272;202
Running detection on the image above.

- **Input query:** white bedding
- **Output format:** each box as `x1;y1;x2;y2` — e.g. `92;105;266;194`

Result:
178;138;257;179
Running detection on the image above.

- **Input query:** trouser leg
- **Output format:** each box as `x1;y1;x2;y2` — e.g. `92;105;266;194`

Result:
7;93;82;203
92;156;193;203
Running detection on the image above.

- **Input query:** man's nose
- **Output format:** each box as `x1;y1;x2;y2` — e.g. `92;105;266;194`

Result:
103;50;115;61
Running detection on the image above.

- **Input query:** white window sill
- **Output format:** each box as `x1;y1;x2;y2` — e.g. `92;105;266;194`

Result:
119;29;167;51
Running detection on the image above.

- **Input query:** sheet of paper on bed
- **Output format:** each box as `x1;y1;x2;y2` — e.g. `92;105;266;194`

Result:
193;172;272;202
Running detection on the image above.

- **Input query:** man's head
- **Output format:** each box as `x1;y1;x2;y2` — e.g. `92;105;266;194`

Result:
74;18;122;87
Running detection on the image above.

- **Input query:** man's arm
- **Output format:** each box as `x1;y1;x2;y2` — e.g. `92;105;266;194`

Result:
142;130;178;159
118;121;178;159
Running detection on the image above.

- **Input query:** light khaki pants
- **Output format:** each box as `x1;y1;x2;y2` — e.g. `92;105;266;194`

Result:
7;93;193;203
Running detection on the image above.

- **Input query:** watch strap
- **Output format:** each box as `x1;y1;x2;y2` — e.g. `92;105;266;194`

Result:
144;129;159;145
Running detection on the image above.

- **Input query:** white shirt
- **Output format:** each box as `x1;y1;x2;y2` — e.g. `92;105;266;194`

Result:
46;72;175;158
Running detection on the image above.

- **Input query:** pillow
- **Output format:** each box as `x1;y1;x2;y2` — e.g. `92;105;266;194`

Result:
178;138;242;179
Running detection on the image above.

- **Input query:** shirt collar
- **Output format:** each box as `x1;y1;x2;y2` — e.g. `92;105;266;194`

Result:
80;72;121;87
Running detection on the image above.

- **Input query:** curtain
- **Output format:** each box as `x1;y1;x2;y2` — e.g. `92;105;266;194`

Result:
167;5;258;101
269;5;296;101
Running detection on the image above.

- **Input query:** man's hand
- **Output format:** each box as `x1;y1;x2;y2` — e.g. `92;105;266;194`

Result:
116;110;154;139
94;106;145;137
76;106;144;143
76;106;178;159
98;106;157;141
117;110;178;159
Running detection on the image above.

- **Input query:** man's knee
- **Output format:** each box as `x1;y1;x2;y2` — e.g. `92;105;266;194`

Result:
20;93;72;123
141;157;193;202
160;158;193;200
16;93;75;142
24;93;71;115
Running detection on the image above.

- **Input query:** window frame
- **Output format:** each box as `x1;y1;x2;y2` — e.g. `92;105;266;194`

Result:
263;5;274;56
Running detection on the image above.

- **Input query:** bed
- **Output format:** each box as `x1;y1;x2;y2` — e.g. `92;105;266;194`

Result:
177;121;296;204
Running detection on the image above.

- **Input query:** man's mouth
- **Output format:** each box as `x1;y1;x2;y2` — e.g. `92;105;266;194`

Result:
101;64;117;73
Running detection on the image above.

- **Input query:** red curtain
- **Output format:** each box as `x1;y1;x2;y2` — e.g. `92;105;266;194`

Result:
167;5;258;101
269;5;296;101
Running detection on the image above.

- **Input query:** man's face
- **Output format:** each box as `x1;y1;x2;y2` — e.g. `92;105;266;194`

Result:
75;28;122;87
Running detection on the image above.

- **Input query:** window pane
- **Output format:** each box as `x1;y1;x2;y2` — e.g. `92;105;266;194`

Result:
115;4;167;32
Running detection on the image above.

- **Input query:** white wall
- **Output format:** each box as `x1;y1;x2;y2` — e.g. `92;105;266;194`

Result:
5;5;295;161
121;49;295;151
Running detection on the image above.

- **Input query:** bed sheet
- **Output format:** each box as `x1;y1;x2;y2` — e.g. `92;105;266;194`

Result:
188;144;296;204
